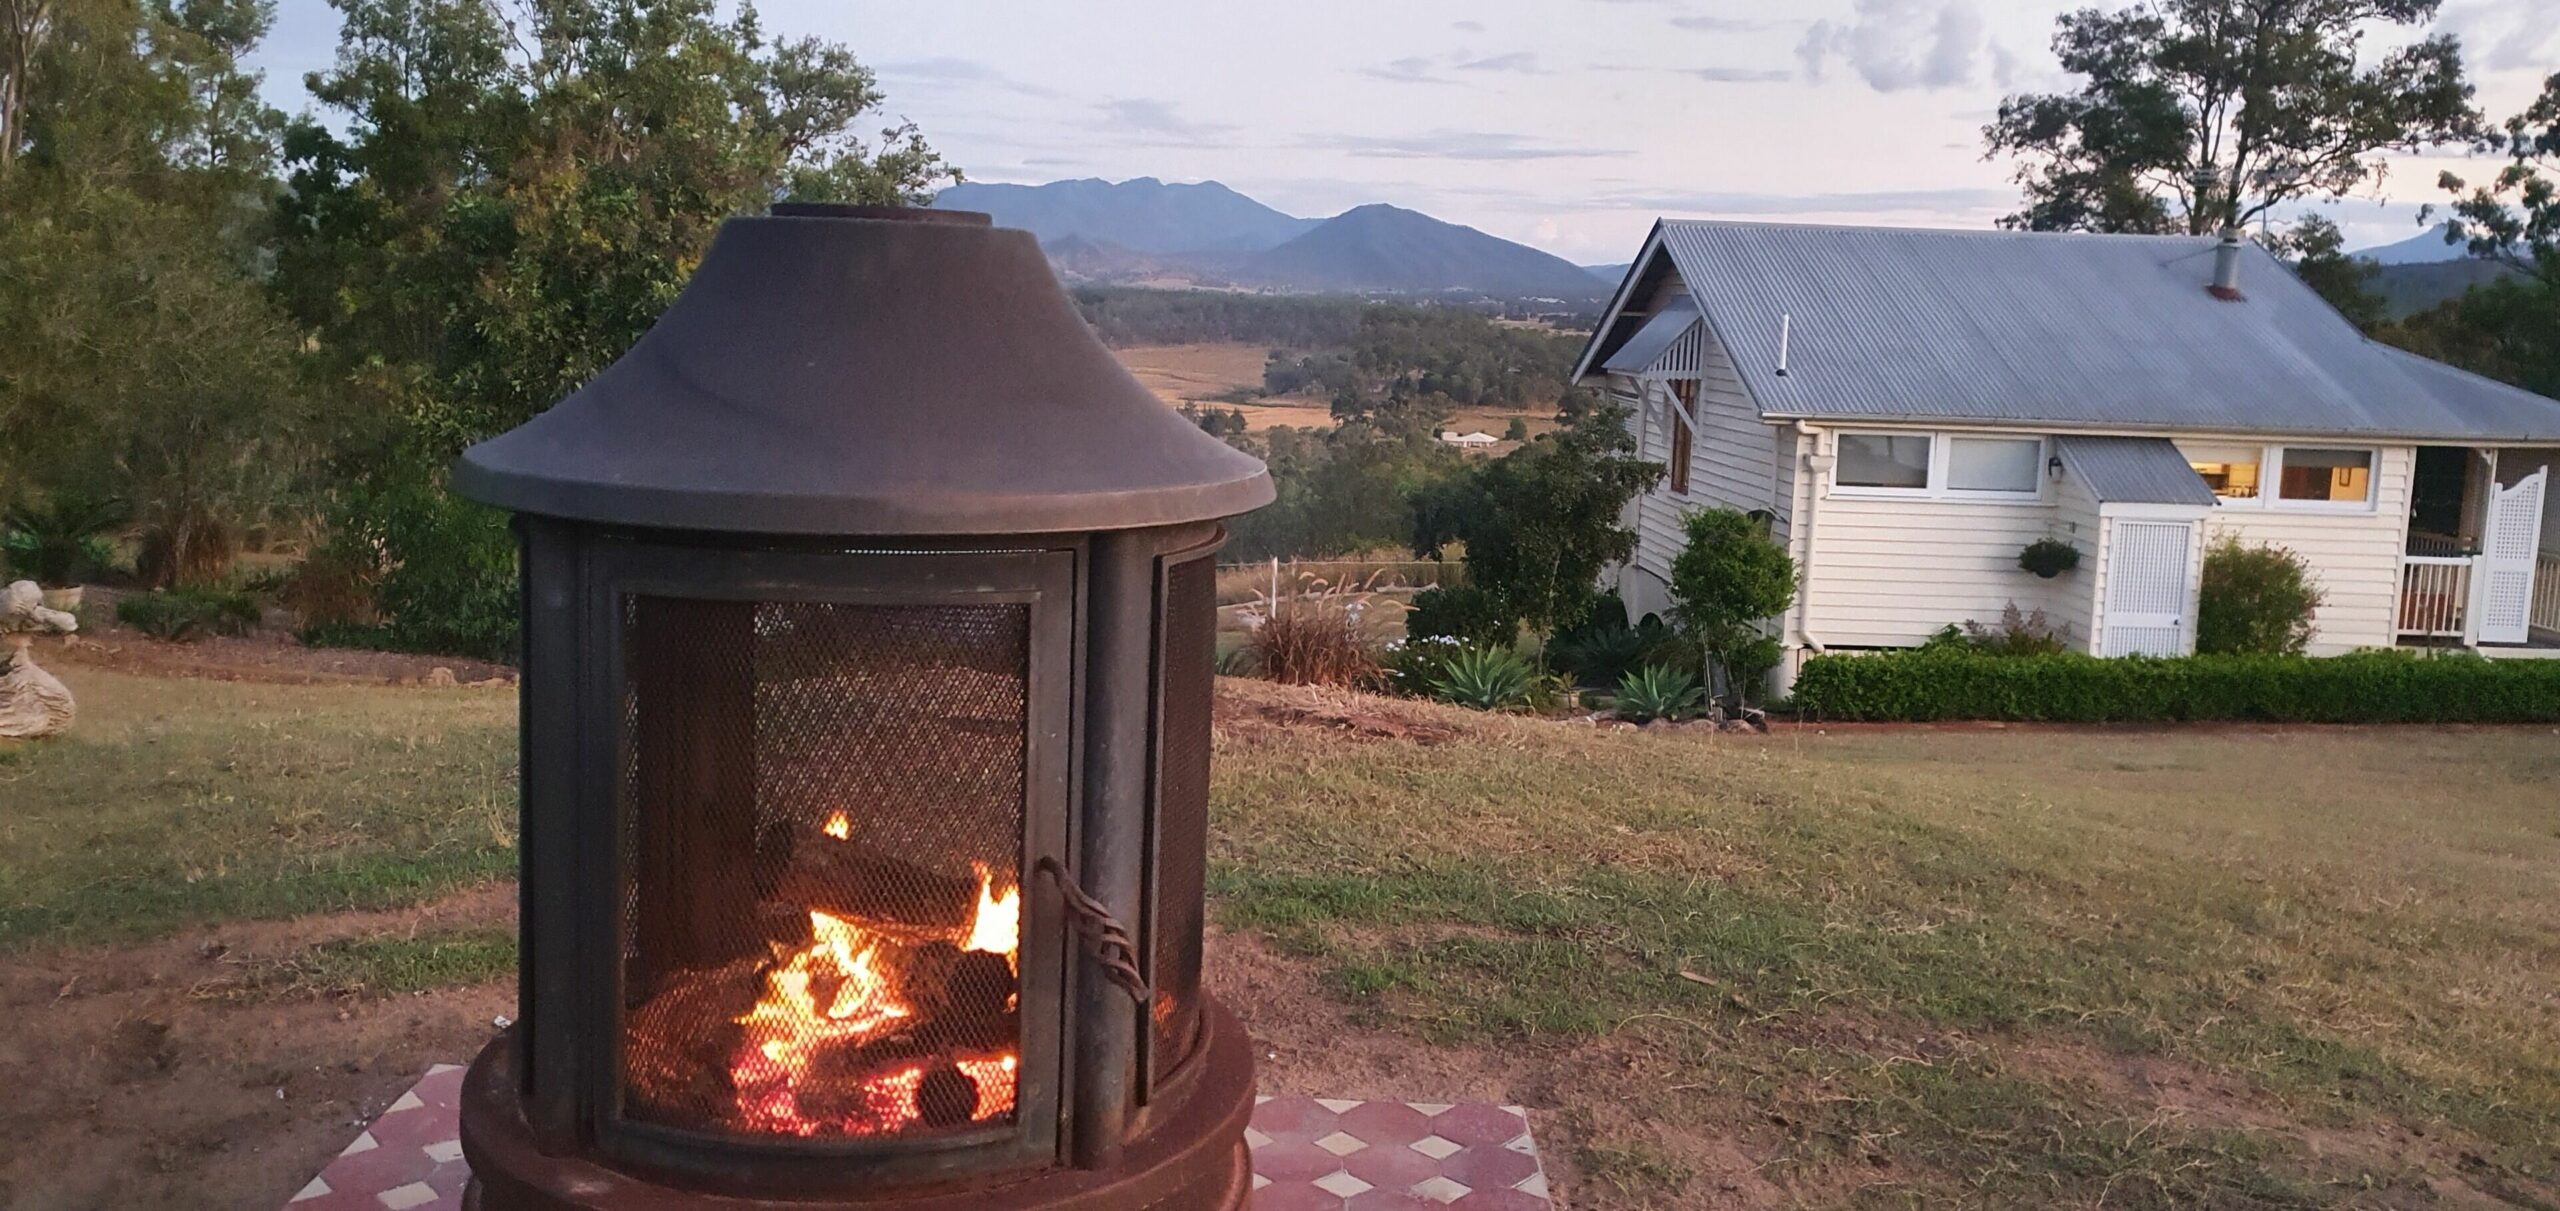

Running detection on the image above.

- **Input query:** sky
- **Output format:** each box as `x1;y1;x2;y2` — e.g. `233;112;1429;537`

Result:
245;0;2560;263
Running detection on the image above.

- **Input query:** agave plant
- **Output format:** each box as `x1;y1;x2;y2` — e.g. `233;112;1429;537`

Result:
1602;664;1706;724
1424;644;1536;711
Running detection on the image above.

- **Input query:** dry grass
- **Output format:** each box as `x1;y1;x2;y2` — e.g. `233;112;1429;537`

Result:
1209;685;2560;1208
1245;610;1382;688
1111;341;1270;407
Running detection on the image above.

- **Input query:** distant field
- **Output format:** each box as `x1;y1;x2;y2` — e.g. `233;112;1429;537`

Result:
1114;342;1269;407
1112;341;1555;442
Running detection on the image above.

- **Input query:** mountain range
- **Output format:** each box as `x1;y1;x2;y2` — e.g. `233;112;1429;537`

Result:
932;177;1608;303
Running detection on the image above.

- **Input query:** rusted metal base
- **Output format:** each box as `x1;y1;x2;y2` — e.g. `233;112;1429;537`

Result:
459;997;1256;1210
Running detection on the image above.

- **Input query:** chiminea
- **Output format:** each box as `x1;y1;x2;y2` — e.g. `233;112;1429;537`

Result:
448;204;1270;1210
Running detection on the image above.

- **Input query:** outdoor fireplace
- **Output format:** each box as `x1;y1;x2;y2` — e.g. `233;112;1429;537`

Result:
448;204;1270;1209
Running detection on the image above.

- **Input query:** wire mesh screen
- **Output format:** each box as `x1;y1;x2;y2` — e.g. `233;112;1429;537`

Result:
1148;557;1215;1085
618;596;1029;1141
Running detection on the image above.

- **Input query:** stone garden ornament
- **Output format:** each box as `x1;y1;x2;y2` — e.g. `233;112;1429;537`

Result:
1;579;77;739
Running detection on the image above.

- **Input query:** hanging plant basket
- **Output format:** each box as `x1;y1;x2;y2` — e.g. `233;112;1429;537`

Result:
2018;537;2081;579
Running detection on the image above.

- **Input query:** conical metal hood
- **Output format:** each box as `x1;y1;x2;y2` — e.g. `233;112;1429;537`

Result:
452;205;1273;535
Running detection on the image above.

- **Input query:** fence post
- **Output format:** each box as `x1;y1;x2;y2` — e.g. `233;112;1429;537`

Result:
1270;557;1279;612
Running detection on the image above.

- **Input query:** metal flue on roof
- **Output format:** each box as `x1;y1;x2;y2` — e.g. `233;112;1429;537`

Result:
453;205;1273;535
1640;221;2560;443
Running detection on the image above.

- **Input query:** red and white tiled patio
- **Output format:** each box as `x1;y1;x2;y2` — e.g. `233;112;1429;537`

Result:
283;1067;1554;1211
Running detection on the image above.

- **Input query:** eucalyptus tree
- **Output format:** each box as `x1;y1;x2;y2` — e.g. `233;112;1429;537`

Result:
1987;0;2478;234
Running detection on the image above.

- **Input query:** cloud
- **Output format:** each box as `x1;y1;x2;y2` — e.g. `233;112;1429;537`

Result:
875;57;1060;100
1455;51;1548;74
1361;56;1453;85
1691;66;1794;83
1671;14;1783;32
1596;185;2018;214
1452;19;1486;33
1093;98;1238;145
2439;0;2560;72
1796;0;2008;92
1303;130;1633;161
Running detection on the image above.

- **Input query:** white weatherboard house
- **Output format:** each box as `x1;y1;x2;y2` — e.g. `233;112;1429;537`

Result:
1574;220;2560;693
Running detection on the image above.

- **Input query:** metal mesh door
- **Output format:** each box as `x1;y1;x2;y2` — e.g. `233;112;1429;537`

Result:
1146;556;1215;1088
618;596;1029;1141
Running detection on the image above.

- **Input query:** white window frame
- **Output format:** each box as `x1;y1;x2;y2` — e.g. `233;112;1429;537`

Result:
1828;430;2049;502
2178;442;2380;514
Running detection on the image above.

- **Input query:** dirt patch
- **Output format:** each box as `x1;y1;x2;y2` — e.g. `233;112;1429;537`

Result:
1209;928;1790;1209
0;886;517;1210
39;593;514;687
1112;342;1270;408
1215;677;1475;746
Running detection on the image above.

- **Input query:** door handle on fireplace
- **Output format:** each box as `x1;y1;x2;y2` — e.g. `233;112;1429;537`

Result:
1035;856;1152;1005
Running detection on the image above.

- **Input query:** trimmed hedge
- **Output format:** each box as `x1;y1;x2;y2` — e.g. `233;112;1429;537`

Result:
1791;648;2560;723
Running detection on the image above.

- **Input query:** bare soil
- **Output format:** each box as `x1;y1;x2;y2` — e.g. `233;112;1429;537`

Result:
0;888;515;1210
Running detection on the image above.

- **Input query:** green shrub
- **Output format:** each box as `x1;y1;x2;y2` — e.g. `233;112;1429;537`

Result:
1792;648;2560;723
1404;583;1517;647
115;587;263;642
1668;508;1795;706
1424;644;1537;710
1548;613;1696;690
2196;538;2323;655
2;493;127;585
1601;664;1706;723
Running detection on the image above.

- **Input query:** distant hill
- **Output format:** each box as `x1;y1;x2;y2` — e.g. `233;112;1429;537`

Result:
1583;263;1632;282
934;177;1317;255
1241;204;1607;301
2351;222;2470;266
2370;258;2519;318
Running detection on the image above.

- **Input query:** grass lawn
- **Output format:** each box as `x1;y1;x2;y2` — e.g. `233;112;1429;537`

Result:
1212;687;2560;1208
6;665;2558;1208
0;665;517;948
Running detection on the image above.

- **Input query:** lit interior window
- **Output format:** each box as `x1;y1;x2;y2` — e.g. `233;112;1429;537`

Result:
2184;444;2262;500
2278;448;2373;503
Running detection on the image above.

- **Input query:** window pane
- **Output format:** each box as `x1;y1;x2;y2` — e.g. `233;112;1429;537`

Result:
1947;438;2041;492
2278;448;2373;502
2184;443;2261;500
1837;433;1931;489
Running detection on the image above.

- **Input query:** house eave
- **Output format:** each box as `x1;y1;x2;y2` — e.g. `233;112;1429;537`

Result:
1755;411;2560;447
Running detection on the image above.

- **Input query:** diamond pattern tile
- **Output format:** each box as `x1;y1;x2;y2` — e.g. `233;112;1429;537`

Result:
286;1069;1553;1211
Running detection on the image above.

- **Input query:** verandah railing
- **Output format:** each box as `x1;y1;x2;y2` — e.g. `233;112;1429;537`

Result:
2398;555;2474;640
2536;553;2560;636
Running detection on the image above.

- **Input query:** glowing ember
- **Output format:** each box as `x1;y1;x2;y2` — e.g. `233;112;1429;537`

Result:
713;816;1024;1138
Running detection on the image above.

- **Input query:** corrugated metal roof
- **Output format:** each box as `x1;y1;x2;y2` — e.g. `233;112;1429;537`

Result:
1600;298;1699;374
2054;436;2220;506
1647;220;2560;443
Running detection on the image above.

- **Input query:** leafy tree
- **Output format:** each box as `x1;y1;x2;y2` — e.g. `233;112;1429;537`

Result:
2278;213;2385;328
1667;508;1795;707
0;0;304;581
2381;74;2560;398
2435;72;2560;268
274;0;956;657
1986;0;2477;235
1411;391;1661;650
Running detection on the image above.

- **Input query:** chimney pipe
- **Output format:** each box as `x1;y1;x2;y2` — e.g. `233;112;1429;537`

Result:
2208;226;2244;300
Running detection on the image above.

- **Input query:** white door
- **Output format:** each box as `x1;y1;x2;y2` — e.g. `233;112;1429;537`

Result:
2103;519;2197;656
2471;467;2547;645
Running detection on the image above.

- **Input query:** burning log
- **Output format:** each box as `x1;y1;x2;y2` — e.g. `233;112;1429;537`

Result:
771;838;981;935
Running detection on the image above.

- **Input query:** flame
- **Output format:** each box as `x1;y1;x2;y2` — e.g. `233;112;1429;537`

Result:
716;819;1024;1138
964;864;1021;961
